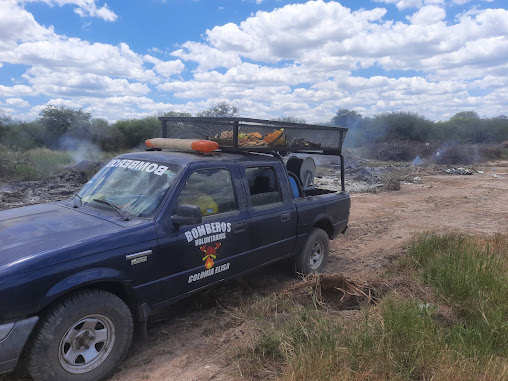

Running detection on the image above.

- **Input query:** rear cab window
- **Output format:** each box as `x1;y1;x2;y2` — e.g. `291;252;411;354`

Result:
245;166;283;207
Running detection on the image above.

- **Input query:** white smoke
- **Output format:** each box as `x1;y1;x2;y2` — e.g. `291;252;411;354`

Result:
58;136;104;164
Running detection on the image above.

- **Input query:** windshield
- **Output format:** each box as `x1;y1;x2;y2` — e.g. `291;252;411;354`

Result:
77;159;180;218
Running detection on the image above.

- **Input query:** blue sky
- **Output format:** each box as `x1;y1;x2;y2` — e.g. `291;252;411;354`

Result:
0;0;507;122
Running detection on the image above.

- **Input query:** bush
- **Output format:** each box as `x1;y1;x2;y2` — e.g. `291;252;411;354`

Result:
362;142;504;165
382;172;401;190
0;145;31;178
113;116;161;149
433;144;476;165
477;144;504;161
431;144;502;165
364;140;429;162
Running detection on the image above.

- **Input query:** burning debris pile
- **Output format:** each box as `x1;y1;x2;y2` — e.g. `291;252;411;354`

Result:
313;151;427;193
444;167;473;175
0;161;101;211
312;151;389;192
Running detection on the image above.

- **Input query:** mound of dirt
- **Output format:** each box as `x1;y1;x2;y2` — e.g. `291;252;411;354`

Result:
0;163;99;211
282;274;382;310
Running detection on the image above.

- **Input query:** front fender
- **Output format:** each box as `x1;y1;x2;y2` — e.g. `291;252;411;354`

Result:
44;267;130;306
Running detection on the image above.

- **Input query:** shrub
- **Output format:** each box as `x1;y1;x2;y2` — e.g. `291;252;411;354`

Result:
382;172;401;191
477;144;503;161
0;145;31;178
433;144;477;165
365;140;429;162
428;143;502;165
113;116;161;149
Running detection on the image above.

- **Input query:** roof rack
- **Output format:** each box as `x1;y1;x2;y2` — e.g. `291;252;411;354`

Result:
158;117;348;155
158;117;349;192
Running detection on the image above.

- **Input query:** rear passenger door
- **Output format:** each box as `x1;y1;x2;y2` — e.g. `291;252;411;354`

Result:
239;164;297;265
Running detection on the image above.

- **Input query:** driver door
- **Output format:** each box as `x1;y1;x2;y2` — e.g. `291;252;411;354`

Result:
156;164;250;302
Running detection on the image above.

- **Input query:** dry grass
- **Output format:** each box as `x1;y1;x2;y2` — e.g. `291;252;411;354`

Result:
381;172;401;191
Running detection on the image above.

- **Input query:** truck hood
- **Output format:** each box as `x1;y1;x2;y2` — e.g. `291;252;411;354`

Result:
0;203;123;270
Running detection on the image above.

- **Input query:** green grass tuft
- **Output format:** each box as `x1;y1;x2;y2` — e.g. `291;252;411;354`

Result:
0;146;74;180
409;233;508;358
28;148;74;177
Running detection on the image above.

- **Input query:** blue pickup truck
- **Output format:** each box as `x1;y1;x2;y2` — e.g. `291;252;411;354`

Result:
0;118;349;381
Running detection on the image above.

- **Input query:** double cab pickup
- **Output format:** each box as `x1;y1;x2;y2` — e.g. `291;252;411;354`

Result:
0;118;350;381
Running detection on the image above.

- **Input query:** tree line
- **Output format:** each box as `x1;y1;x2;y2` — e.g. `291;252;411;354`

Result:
1;103;507;153
0;102;241;152
330;109;508;147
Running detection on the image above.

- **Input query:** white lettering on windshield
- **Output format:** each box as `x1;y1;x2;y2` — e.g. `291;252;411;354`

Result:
105;160;169;176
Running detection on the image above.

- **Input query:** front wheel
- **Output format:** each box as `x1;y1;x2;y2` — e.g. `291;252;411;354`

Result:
294;227;329;275
28;289;133;381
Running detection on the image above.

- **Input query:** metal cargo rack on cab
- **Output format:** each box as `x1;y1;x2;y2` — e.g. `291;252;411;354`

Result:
158;117;348;192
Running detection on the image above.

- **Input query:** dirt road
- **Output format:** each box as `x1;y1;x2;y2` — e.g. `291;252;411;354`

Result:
332;162;508;279
3;162;508;381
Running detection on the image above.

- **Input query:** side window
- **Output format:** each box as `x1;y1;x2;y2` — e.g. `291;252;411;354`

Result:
245;166;283;207
176;168;238;216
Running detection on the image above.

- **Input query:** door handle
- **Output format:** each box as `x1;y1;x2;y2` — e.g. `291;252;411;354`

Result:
234;222;247;233
280;212;290;223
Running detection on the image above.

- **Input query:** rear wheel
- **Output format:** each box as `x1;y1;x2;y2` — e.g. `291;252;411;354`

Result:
28;289;133;381
294;227;329;275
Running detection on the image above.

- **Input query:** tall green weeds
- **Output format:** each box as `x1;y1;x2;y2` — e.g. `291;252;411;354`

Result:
0;147;73;180
409;233;508;358
0;147;112;181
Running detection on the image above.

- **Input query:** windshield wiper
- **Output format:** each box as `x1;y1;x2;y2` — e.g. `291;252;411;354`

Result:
92;198;130;221
73;194;82;208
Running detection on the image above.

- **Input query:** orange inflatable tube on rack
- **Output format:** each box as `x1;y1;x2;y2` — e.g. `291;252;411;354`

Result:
145;138;219;153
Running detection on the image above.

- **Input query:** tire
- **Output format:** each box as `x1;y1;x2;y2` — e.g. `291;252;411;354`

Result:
294;228;329;275
28;289;133;381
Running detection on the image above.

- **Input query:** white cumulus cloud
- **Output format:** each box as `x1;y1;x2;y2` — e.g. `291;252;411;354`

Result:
143;55;185;77
375;0;423;10
5;97;30;107
24;0;117;22
0;84;35;97
408;5;446;24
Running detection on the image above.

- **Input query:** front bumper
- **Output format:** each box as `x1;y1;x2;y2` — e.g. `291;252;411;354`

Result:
0;316;39;374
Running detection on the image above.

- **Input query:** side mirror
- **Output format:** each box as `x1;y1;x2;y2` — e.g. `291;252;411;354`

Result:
171;204;202;226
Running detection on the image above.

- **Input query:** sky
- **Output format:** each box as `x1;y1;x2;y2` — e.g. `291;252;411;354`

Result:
0;0;507;123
